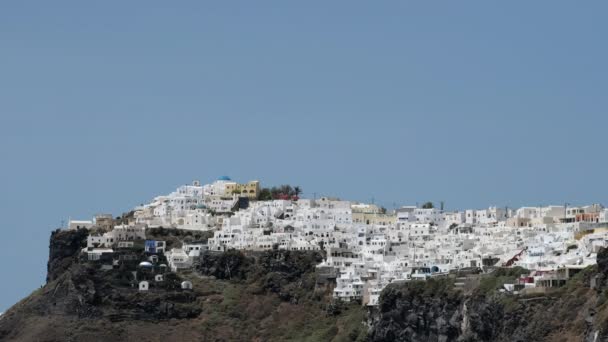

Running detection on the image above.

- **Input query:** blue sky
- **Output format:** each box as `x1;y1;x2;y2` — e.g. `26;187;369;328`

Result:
1;1;607;311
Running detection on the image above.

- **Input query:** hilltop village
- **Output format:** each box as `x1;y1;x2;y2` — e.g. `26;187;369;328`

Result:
71;177;608;306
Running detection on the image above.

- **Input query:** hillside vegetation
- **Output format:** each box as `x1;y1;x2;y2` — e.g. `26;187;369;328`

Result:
0;229;366;342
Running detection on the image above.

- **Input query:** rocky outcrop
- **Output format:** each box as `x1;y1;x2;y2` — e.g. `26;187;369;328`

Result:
368;279;508;342
196;249;326;303
254;249;325;302
369;259;608;342
47;228;88;282
196;249;254;280
369;279;465;342
0;230;364;342
32;261;202;322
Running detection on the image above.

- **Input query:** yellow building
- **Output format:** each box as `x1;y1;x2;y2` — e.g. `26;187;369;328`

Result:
224;180;260;199
351;203;396;226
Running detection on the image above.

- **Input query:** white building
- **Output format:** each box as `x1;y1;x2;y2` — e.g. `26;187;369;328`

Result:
67;178;608;307
68;219;94;230
166;248;192;271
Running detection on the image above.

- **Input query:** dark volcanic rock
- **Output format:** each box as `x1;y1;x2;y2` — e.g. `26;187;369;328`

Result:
0;228;365;342
369;279;464;342
368;252;608;342
196;249;254;280
47;228;88;282
597;247;608;276
255;249;324;302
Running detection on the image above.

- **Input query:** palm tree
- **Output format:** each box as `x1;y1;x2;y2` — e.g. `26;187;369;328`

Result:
294;186;302;197
279;185;294;196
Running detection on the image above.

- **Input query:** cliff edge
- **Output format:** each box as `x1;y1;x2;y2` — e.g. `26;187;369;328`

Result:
2;229;608;342
0;229;366;342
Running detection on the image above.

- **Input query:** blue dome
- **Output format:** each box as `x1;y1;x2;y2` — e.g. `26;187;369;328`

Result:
218;176;231;181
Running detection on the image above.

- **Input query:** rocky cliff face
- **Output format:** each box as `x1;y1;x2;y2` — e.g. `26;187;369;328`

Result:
368;279;467;341
0;230;365;342
369;258;608;342
47;228;88;282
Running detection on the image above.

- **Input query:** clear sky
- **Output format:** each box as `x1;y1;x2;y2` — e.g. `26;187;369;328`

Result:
1;1;606;311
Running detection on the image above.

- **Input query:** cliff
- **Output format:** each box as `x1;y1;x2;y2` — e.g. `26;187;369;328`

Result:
3;229;608;342
47;228;88;282
369;262;608;342
0;230;366;342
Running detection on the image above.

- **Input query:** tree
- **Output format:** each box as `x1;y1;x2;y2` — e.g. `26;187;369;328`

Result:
270;186;281;199
262;184;301;200
259;188;272;201
279;185;294;197
422;201;434;209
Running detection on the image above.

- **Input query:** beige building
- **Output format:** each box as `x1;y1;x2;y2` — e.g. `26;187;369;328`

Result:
352;212;396;226
352;203;396;226
224;180;260;200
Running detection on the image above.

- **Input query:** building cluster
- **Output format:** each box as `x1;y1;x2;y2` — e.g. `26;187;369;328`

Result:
70;177;608;305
